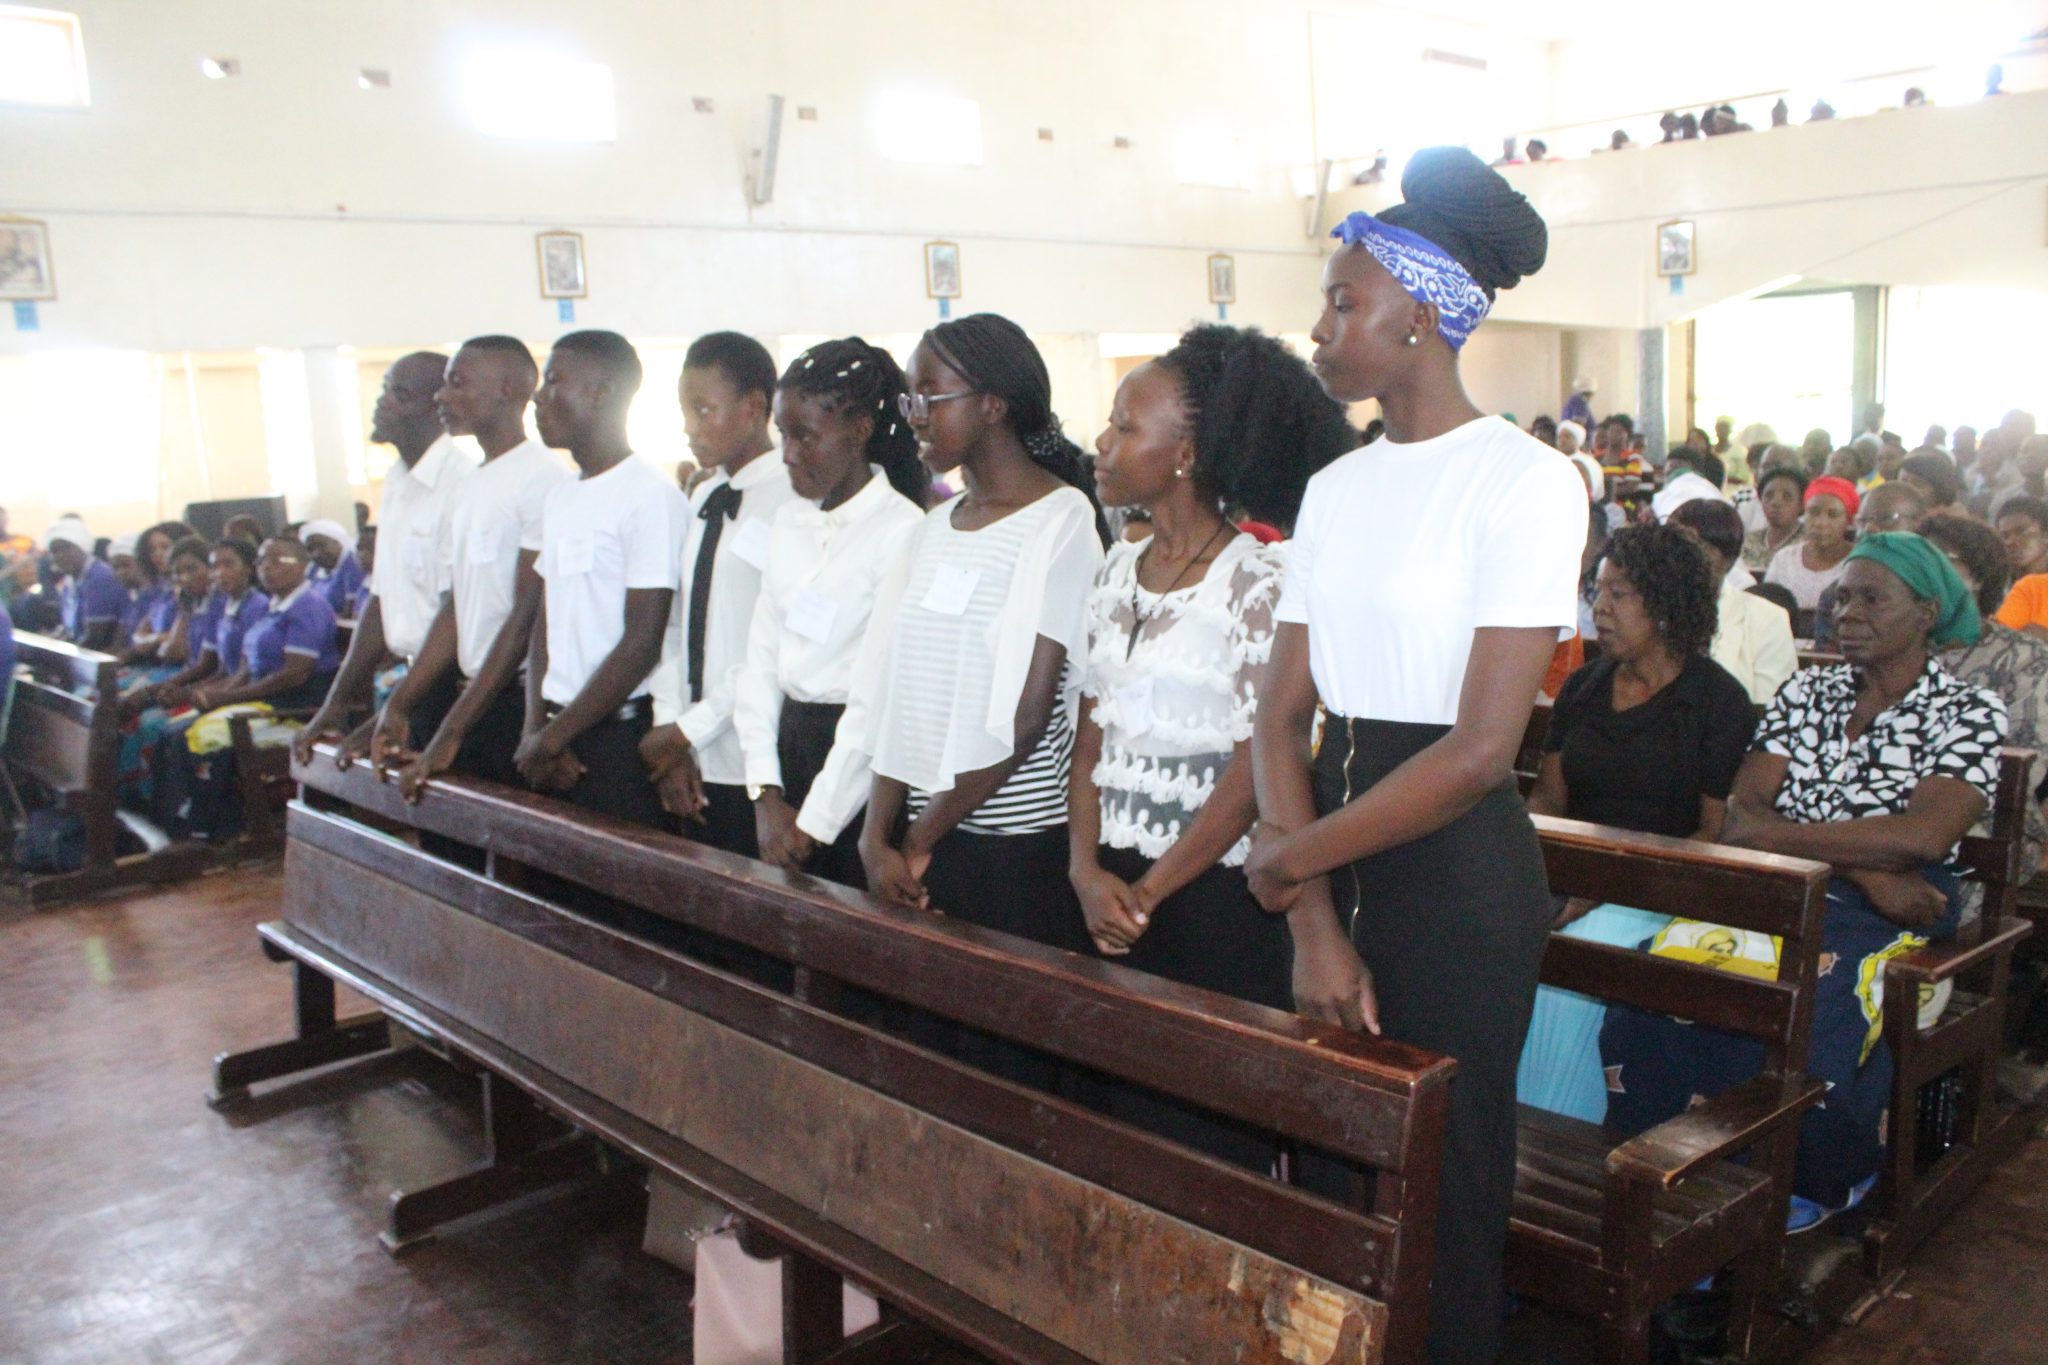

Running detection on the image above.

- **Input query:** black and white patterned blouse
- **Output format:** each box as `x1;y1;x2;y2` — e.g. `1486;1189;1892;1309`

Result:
1755;657;2007;862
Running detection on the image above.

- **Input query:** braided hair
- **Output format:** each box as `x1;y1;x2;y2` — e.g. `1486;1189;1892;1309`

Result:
1155;325;1356;532
923;313;1109;544
778;337;927;508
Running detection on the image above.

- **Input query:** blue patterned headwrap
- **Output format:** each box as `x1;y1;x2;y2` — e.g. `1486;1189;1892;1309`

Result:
1330;211;1493;351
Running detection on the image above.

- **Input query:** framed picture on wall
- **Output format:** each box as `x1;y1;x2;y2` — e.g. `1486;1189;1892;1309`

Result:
536;230;588;299
1207;253;1236;304
0;218;56;301
924;241;962;299
1656;220;1696;277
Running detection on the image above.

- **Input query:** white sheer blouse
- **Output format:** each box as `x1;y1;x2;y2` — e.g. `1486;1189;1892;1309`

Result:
1080;532;1280;867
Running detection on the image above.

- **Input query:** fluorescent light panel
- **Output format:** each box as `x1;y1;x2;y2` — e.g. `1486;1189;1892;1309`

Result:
459;49;616;142
875;91;982;165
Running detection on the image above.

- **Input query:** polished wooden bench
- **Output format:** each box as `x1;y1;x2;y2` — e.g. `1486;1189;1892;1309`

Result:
1864;748;2037;1279
1;631;207;906
1514;817;1831;1364
212;751;1457;1364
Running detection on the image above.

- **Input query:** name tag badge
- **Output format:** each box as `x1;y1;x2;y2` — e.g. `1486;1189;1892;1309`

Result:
556;532;596;577
1116;675;1157;738
919;564;981;616
467;524;499;566
786;587;838;644
729;517;773;570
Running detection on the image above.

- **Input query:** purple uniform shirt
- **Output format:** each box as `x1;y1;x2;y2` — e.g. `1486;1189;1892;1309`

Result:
241;583;341;680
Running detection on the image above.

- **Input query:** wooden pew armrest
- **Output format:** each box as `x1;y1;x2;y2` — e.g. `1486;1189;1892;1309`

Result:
1885;921;2033;988
1606;1072;1825;1189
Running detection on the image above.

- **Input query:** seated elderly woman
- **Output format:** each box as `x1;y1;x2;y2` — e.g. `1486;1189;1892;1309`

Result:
1518;524;1757;1120
1668;497;1797;705
1601;533;2007;1230
151;536;341;840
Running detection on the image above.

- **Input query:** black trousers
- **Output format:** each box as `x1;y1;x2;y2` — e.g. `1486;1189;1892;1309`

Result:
1312;716;1552;1365
775;698;865;890
447;672;526;788
557;699;666;831
693;781;759;858
909;823;1080;1091
1069;846;1291;1171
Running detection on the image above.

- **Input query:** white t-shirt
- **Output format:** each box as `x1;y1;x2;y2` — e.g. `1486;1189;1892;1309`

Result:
441;438;574;678
1276;416;1586;724
732;471;924;844
847;485;1103;831
1081;533;1281;867
534;455;689;706
648;452;799;786
1764;540;1849;611
371;434;480;659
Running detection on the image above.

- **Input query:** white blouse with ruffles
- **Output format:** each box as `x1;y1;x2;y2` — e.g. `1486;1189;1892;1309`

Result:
1080;532;1280;867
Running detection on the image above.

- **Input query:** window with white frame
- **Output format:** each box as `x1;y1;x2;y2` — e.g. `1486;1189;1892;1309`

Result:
0;4;89;108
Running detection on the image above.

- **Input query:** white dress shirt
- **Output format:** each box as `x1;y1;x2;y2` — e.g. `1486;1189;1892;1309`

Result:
731;472;923;844
1713;562;1798;705
440;438;574;678
371;434;480;659
534;455;689;706
649;452;799;786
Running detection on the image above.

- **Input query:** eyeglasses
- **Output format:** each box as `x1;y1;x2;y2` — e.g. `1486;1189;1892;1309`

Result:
896;390;978;424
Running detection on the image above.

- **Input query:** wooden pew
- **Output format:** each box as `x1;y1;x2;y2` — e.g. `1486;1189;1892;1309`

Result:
212;752;1457;1364
227;708;318;854
1863;748;2038;1279
1513;817;1831;1364
1;631;207;906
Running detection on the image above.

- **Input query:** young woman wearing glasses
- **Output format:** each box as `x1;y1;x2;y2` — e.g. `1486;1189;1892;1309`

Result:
830;313;1106;1082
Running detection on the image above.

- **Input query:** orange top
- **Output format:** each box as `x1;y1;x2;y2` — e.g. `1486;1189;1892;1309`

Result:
1542;633;1585;700
1995;574;2048;631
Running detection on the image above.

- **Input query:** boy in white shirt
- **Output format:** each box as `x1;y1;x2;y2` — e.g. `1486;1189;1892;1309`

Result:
519;331;687;828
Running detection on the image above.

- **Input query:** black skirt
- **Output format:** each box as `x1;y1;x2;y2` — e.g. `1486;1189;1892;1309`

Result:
776;698;864;890
1073;846;1291;1170
1312;714;1551;1365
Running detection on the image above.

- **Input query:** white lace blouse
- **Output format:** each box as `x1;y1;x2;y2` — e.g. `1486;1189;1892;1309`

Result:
1079;532;1281;867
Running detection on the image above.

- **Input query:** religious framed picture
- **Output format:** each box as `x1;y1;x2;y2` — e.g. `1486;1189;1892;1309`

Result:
1656;219;1696;277
0;218;56;301
536;230;588;299
1207;252;1236;305
924;241;962;299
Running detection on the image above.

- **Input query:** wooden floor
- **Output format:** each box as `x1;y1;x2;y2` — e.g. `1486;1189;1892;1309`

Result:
2;861;2045;1364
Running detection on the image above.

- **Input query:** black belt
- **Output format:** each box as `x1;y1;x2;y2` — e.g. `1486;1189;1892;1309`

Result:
543;695;652;725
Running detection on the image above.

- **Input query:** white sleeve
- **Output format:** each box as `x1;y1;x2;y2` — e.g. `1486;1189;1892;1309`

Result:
981;493;1104;749
1747;598;1798;705
1473;455;1587;636
622;483;686;590
732;567;787;792
649;591;688;730
795;519;920;845
1274;475;1326;626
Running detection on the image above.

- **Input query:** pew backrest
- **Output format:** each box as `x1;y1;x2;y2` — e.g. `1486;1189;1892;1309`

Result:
292;753;1455;1365
5;632;121;867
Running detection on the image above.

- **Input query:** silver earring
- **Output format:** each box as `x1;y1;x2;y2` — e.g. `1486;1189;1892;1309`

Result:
1405;333;1420;347
1174;467;1189;479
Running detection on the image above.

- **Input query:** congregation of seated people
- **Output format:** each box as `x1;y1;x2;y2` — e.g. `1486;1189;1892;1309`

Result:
6;140;2041;1358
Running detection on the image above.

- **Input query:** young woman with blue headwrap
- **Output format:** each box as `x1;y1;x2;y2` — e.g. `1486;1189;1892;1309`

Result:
1244;146;1581;1364
1602;532;2008;1233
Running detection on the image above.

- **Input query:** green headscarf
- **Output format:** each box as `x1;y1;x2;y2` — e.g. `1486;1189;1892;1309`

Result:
1845;531;1983;648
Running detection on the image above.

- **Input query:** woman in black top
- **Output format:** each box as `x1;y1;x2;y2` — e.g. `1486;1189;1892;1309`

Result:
1519;524;1755;1123
1528;523;1756;841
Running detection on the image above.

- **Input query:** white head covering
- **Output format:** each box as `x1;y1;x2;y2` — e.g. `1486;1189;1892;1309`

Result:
46;516;91;553
1651;469;1732;521
300;518;351;549
1557;419;1587;446
1571;376;1597;395
108;533;140;560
